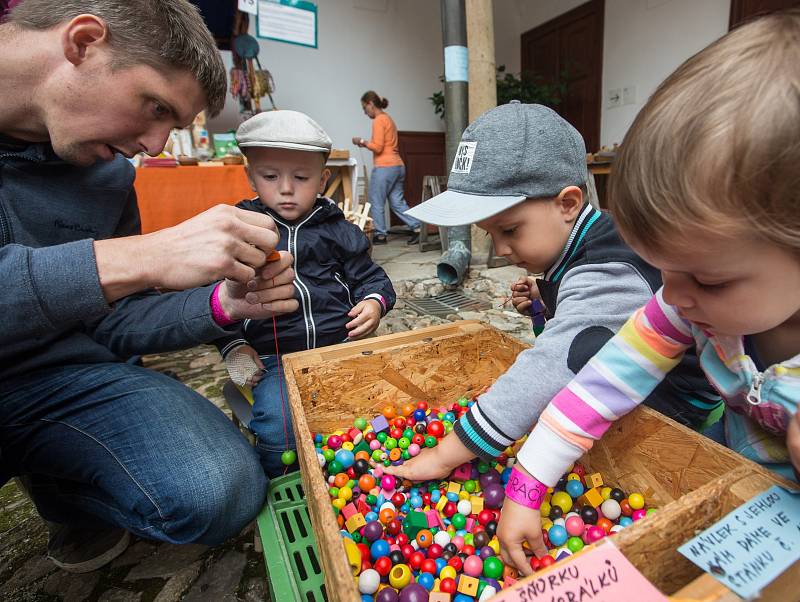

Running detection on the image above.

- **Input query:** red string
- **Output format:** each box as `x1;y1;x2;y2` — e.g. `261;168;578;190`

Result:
271;278;290;476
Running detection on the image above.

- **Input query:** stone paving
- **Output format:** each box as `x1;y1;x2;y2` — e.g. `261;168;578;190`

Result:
0;232;533;601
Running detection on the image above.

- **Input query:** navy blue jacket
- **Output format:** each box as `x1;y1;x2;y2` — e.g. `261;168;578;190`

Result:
215;197;395;356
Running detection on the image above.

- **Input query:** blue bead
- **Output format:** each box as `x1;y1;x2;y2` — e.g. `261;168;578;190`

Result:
548;524;569;547
619;516;633;527
400;504;410;514
446;492;459;502
443;412;456;422
565;479;584;498
410;496;423;508
314;433;323;443
417;572;435;591
361;595;373;602
334;449;355;469
455;595;474;602
435;557;447;575
501;467;512;484
431;490;441;503
370;539;390;560
413;409;427;422
365;512;378;522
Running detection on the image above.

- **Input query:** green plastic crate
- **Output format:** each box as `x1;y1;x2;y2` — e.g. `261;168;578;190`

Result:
256;472;328;602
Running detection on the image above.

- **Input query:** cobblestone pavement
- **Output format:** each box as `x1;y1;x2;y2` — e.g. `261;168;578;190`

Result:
1;257;535;601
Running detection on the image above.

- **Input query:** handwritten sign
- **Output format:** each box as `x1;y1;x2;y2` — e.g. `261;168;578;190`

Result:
678;485;800;599
238;0;258;15
257;0;317;49
492;543;667;602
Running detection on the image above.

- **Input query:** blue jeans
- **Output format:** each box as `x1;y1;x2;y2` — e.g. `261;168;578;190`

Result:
249;355;298;479
368;165;422;236
0;363;266;545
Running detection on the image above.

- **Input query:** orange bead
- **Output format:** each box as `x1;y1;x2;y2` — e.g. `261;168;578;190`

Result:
415;529;433;548
401;403;415;417
379;508;395;524
382;405;397;419
389;448;402;461
266;250;281;262
359;474;376;491
355;451;371;462
334;473;349;488
337;514;344;528
597;517;613;533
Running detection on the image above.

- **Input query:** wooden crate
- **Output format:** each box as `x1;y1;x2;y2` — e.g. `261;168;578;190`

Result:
282;321;794;602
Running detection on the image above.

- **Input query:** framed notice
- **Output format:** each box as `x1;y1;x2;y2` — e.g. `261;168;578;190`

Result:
257;0;317;49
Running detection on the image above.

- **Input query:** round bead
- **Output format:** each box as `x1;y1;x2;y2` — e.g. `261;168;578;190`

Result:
451;513;467;530
416;571;435;591
363;521;384;542
415;529;433;548
580;506;599;524
370;539;390;560
483;555;504;579
376;589;399;602
457;499;472;516
565;479;584;498
381;475;396;491
407;443;421;457
358;568;380;594
483;483;506;509
281;449;297;466
586;525;606;543
398;583;428;602
565;515;585;536
628;492;645;510
619;516;634;527
388;563;412;589
610;488;626;502
567;536;585;553
548;525;568;547
600;499;621;521
632;508;647;521
551;491;573;514
463;554;483;577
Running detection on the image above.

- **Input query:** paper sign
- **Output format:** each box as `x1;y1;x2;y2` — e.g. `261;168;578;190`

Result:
257;0;317;49
492;543;667;602
444;45;468;82
678;485;800;599
238;0;258;15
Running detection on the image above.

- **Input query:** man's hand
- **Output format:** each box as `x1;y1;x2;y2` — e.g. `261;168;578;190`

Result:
95;205;282;303
218;251;299;321
383;431;475;482
510;276;540;315
497;498;547;577
346;299;382;339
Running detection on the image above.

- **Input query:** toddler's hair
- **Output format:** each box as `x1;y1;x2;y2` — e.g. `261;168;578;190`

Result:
361;90;389;109
610;9;800;254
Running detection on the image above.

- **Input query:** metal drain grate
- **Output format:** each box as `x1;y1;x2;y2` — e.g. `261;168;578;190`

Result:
403;291;490;317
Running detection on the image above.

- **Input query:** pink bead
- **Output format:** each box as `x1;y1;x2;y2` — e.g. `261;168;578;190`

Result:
632;509;647;521
452;535;465;550
586;526;606;543
369;440;381;450
565;516;585;537
327;435;342;450
463;555;483;577
408;443;421;457
381;475;396;491
372;466;384;478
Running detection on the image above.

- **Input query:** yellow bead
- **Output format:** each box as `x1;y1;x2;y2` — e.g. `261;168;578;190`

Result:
439;566;457;581
342;441;354;451
552;491;573;513
339;486;353;501
628;493;645;510
459;491;470;501
549;549;558;559
601;487;612;501
567;472;581;481
389;563;412;589
488;538;500;555
540;501;551;518
541;518;554;531
332;498;347;510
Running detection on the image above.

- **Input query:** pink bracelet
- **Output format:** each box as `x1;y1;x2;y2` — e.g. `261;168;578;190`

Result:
505;466;549;510
210;282;237;327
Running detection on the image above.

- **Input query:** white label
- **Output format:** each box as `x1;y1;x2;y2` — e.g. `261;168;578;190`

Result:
239;0;258;15
451;141;477;174
444;45;468;82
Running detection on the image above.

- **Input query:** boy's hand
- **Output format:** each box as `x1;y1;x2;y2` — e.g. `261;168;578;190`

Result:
383;431;475;482
497;498;548;577
225;344;266;387
510;276;540;315
346;299;382;339
787;412;800;475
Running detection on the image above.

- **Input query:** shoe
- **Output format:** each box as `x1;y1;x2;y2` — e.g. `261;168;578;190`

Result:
373;235;387;245
406;232;420;246
47;522;130;573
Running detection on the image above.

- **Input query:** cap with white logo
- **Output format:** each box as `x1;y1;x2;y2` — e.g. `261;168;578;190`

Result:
405;102;587;226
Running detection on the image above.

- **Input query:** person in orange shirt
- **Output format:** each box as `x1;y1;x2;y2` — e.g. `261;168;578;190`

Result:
353;90;421;245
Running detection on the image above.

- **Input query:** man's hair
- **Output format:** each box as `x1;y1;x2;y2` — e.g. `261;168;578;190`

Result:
10;0;227;116
609;9;800;254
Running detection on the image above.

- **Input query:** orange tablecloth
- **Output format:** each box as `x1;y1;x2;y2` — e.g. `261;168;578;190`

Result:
134;165;254;233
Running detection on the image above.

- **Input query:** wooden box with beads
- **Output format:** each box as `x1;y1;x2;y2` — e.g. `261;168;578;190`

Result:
280;321;796;601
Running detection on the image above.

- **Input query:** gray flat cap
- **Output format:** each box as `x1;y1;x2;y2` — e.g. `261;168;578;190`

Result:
236;110;332;153
406;102;587;226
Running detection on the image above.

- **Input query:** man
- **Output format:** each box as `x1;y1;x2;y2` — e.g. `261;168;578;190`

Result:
0;0;299;573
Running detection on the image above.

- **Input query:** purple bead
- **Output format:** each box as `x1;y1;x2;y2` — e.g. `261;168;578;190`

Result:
479;470;501;489
479;545;495;559
363;520;384;542
376;588;400;602
485;578;501;591
398;583;429;602
482;483;506;509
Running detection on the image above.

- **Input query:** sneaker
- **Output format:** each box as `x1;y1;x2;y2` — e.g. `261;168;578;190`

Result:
373;234;387;245
406;232;420;246
47;522;130;573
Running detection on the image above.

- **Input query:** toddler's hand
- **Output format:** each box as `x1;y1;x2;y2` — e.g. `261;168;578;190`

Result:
224;344;265;387
510;276;540;315
497;498;548;577
346;299;382;339
384;431;475;482
788;412;800;476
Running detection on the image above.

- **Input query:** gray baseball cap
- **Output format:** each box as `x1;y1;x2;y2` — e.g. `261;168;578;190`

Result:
236;110;332;153
405;102;587;226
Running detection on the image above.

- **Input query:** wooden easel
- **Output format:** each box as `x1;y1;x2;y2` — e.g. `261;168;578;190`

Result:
418;175;448;252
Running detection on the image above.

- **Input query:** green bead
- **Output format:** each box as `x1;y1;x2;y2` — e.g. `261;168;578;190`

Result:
403;428;414;440
376;432;388;443
398;437;410;450
401;450;411;460
458;397;469;407
328;487;340;497
366;494;377;505
464;480;477;493
646;508;657;516
424;435;437;448
385;437;398;450
477;462;490;474
476;581;487;597
354;417;367;430
567;536;584;553
383;459;391;467
281;450;297;466
351;532;362;543
464;533;474;547
323;449;335;462
347;479;356;489
444;422;454;434
371;450;384;461
451;513;466;530
483;556;504;579
327;460;343;474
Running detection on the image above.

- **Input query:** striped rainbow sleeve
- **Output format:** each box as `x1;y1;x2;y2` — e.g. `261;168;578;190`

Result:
516;289;694;485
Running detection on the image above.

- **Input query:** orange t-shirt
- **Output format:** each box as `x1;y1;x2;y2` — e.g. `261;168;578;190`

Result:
366;112;404;168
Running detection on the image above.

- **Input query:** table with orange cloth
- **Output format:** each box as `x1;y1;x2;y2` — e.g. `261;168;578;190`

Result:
134;165;254;234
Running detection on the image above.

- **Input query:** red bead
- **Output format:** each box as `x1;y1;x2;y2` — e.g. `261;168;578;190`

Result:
420;558;438;575
391;492;405;508
422;492;432;506
496;453;508;465
426;421;444;438
340;433;351;443
443;502;458;518
360;559;372;573
412;434;426;446
620;499;633;516
385;536;396;546
447;556;463;572
396;533;409;546
365;432;376;443
539;555;555;569
572;463;586;477
393;417;406;429
427;544;443;560
440;577;456;593
542;529;550;548
390;428;403;440
357;543;370;560
416;401;428;411
530;556;541;571
346;467;356;479
387;519;401;536
462;544;476;556
374;556;392;576
405;417;416;427
409;551;425;570
478;510;494;525
400;544;414;559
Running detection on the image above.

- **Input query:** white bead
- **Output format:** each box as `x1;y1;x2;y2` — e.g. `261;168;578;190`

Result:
553;518;566;528
433;530;451;547
457;500;472;515
479;585;498;601
317;453;326;467
601;499;621;521
358;568;380;594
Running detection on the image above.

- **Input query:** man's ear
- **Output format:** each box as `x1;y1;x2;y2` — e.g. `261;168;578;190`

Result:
557;186;584;222
319;168;331;194
62;15;109;66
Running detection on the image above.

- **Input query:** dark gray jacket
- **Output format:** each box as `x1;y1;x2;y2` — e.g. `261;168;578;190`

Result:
0;135;237;381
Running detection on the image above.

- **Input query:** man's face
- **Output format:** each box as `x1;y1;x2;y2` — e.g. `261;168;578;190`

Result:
45;58;206;166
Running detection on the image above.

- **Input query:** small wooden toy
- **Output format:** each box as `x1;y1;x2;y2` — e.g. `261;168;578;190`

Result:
457;574;479;596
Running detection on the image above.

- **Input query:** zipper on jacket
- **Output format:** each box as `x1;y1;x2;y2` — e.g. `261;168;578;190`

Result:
0;152;37;247
334;272;354;307
746;371;766;405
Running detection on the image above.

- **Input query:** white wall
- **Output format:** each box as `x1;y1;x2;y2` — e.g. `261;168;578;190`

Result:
492;0;730;147
209;0;445;170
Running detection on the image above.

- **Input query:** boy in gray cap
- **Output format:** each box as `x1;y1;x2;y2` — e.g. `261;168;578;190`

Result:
387;102;720;483
214;110;395;477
